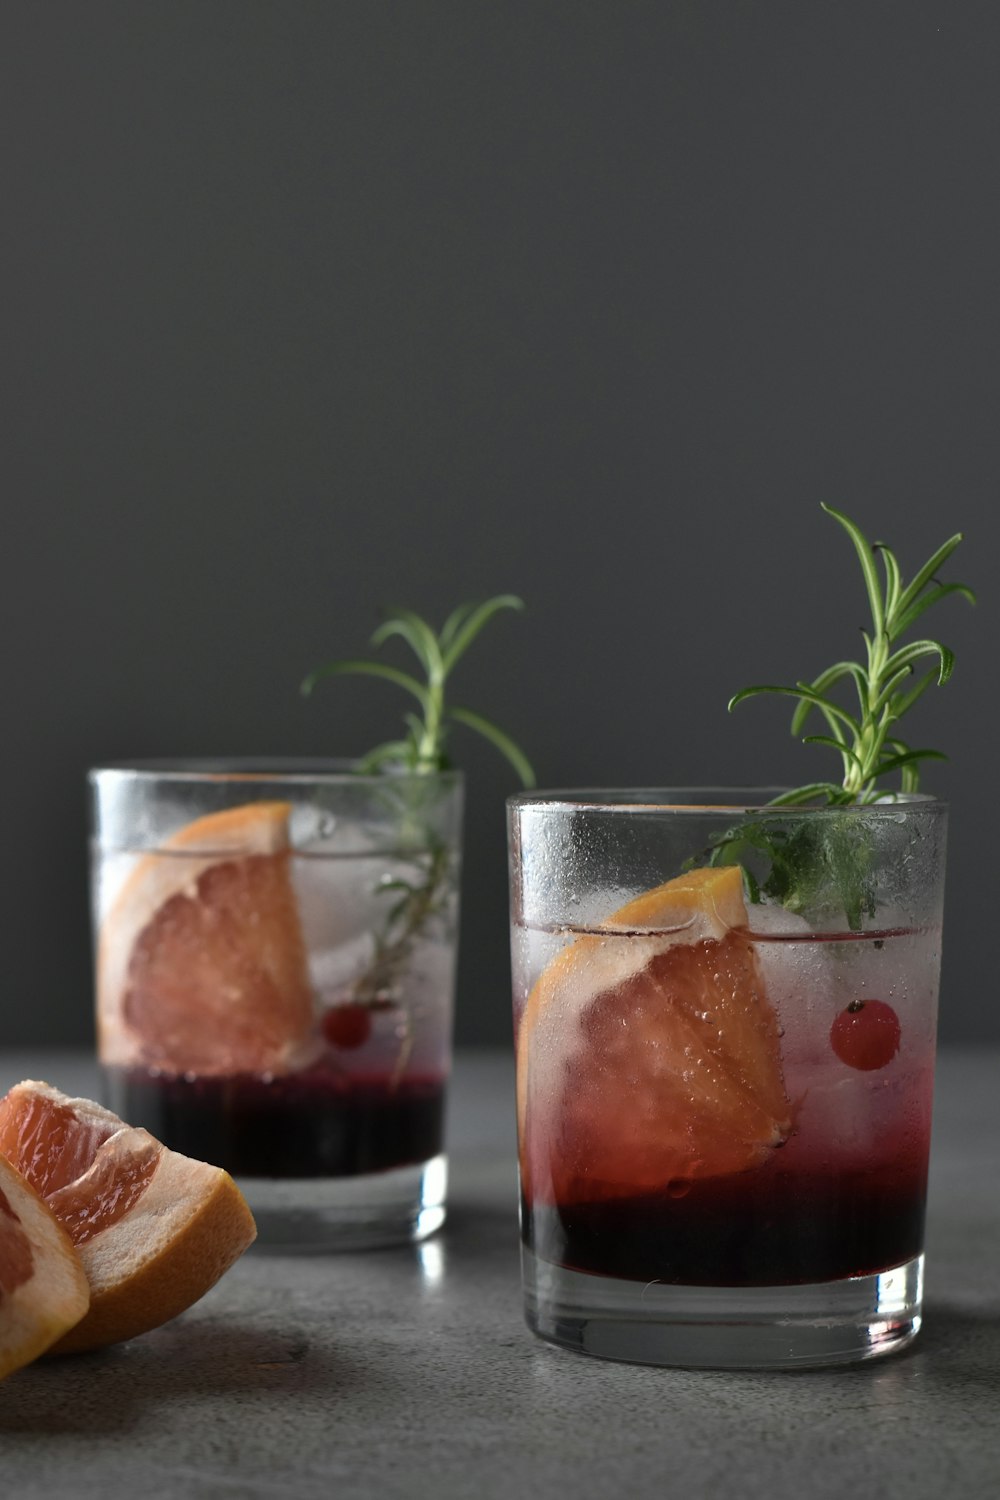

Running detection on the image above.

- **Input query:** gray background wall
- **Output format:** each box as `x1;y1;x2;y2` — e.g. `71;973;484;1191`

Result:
3;3;997;1049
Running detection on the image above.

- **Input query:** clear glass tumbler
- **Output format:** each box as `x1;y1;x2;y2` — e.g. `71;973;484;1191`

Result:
508;788;947;1369
90;760;463;1249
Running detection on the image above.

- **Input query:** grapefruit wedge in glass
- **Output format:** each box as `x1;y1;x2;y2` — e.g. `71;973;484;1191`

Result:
0;1155;90;1378
0;1081;256;1355
516;865;792;1207
97;801;315;1076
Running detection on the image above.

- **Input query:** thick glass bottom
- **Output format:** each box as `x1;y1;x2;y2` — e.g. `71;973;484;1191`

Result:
240;1155;448;1252
522;1247;923;1369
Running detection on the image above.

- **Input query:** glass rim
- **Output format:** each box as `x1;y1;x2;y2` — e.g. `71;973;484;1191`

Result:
88;758;463;789
507;785;947;815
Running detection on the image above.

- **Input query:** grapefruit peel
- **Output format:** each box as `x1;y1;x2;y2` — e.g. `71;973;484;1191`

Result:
0;1155;90;1379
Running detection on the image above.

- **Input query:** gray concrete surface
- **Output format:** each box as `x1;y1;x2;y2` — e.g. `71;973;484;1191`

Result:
0;1049;997;1500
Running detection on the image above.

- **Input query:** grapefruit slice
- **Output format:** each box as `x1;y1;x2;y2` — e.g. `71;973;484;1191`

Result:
517;865;792;1206
0;1155;90;1378
98;801;315;1075
0;1081;256;1354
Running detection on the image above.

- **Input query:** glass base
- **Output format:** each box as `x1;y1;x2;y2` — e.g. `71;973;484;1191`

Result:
522;1247;923;1369
239;1155;447;1253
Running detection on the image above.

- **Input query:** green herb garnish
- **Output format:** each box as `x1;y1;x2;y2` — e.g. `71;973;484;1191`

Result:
302;597;533;1062
701;506;974;926
700;811;880;930
729;505;974;804
302;595;535;786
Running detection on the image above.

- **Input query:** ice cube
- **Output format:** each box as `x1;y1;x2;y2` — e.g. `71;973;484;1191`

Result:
309;930;377;1003
747;902;836;1067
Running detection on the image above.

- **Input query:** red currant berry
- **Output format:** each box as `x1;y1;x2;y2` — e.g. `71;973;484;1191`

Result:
322;1004;373;1050
829;999;901;1072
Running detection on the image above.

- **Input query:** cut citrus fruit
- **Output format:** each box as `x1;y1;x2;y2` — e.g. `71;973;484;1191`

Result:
0;1155;90;1378
98;801;315;1075
517;865;792;1205
0;1081;256;1354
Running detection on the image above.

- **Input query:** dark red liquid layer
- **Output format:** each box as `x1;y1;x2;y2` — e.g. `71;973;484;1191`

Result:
523;1150;929;1286
103;1064;446;1179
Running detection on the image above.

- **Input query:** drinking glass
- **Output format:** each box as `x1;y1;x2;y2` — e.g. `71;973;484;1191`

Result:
90;760;462;1248
508;788;947;1369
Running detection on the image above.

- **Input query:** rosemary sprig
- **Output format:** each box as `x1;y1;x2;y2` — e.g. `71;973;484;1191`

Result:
700;507;974;927
302;595;535;785
355;840;454;1084
302;597;534;1032
700;810;879;930
729;505;975;804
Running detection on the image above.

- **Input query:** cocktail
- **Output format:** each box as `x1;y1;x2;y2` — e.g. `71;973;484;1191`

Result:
90;761;462;1248
509;790;945;1367
509;508;971;1366
88;595;532;1249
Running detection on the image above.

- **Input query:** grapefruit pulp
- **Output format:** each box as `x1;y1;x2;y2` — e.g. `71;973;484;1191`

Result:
517;865;792;1206
97;801;315;1075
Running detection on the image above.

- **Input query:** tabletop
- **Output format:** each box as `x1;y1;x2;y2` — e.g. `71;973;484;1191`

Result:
1;1047;998;1500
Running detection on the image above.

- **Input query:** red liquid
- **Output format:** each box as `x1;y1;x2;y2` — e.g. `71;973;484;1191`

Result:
103;1063;446;1179
523;1118;930;1286
517;916;937;1287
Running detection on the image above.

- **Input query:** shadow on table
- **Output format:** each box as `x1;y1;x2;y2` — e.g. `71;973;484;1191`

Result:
441;1199;521;1261
914;1303;1000;1392
0;1316;392;1435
